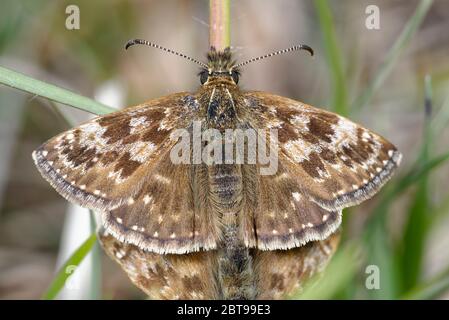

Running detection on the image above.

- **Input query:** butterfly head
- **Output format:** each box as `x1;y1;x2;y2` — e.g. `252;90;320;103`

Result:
198;47;240;86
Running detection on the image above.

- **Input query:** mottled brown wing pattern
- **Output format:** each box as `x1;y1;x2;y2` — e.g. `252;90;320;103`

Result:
245;91;401;209
254;230;340;299
99;227;340;299
33;92;219;254
98;229;218;299
241;162;341;250
240;92;401;249
33;93;193;208
104;159;220;254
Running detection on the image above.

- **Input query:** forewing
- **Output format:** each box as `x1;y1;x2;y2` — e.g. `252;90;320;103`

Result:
33;92;217;253
244;91;401;210
240;91;401;249
103;158;219;254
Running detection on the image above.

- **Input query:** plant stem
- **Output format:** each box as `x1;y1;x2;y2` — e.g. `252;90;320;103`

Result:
0;66;115;115
209;0;231;50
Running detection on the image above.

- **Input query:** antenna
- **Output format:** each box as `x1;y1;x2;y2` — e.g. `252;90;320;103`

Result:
125;39;208;68
233;44;314;69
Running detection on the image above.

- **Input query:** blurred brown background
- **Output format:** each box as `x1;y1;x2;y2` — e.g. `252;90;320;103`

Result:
1;0;449;299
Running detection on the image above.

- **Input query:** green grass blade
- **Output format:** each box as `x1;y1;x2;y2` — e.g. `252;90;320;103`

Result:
402;266;449;299
351;0;433;111
89;212;102;300
393;150;449;197
363;218;399;299
362;186;401;299
361;148;449;260
400;183;429;292
364;149;449;237
314;0;348;116
398;76;433;292
0;65;115;115
368;148;449;224
42;233;97;300
362;118;449;300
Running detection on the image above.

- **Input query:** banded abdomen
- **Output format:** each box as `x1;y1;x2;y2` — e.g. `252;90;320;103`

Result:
208;164;256;299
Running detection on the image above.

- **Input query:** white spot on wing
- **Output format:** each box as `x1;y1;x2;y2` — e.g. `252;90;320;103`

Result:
292;192;301;201
143;194;152;204
154;174;171;184
129;116;147;127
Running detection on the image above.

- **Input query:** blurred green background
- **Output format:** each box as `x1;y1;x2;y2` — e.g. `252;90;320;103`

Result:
1;0;449;299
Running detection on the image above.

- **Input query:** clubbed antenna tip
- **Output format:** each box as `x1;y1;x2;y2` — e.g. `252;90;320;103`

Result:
124;38;208;68
233;44;314;69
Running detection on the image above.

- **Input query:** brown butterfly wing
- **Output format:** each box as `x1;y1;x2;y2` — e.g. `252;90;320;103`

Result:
99;228;339;300
98;230;218;299
240;91;401;249
33;92;218;254
103;158;220;254
254;230;340;299
240;162;342;250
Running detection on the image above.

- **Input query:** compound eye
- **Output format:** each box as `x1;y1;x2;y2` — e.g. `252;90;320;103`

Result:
200;71;209;84
231;70;239;84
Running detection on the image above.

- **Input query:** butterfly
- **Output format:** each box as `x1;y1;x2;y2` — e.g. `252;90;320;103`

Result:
33;39;401;299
